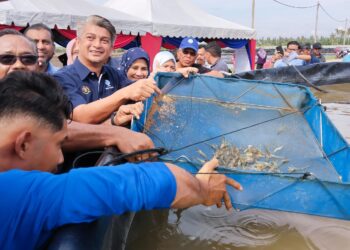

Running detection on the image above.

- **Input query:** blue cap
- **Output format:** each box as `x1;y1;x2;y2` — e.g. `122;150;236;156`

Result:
179;37;199;52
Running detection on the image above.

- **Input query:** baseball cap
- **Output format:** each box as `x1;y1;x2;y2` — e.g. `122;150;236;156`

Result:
301;43;311;50
179;37;199;52
313;42;322;49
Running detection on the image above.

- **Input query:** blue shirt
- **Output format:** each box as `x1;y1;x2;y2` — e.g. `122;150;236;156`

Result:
304;55;321;65
54;59;123;109
274;58;305;68
0;162;176;250
46;62;59;75
343;54;350;62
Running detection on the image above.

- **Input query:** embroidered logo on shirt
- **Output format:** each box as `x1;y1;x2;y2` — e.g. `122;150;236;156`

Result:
81;85;91;95
104;80;114;90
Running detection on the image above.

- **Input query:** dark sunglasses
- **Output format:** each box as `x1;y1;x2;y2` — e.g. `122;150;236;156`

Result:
182;49;197;56
0;54;38;66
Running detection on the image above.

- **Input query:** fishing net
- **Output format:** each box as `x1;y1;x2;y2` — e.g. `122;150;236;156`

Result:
132;73;350;219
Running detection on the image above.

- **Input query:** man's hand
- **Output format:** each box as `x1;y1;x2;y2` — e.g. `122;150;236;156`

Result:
169;157;242;210
176;67;199;78
196;158;242;210
124;74;161;101
112;128;155;161
113;102;144;126
64;121;155;160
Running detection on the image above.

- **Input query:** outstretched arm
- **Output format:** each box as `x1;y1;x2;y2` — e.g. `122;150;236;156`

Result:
0;160;242;249
72;77;160;124
64;121;154;154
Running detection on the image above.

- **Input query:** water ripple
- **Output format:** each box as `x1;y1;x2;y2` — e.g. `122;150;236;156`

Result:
174;206;290;248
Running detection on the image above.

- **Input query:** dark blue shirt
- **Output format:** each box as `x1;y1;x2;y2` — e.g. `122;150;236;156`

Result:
0;162;176;250
309;55;321;64
54;59;123;109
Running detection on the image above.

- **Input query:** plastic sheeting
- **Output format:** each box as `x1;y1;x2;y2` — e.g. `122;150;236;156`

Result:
233;62;350;86
132;73;350;220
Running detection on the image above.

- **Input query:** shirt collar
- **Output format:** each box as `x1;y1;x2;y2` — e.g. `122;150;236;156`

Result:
210;58;220;68
73;58;107;81
46;62;58;74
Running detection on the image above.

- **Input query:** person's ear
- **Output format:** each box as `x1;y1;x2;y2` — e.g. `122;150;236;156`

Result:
177;49;181;58
14;131;32;160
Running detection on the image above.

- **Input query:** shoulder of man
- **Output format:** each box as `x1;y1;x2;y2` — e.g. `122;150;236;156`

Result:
212;59;229;72
192;63;211;74
53;64;80;85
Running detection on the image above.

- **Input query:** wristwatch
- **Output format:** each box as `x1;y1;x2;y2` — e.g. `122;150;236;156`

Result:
110;112;117;126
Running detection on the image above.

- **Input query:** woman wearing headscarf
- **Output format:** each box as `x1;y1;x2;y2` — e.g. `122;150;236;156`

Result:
153;51;176;72
118;47;150;88
153;50;198;77
113;47;152;126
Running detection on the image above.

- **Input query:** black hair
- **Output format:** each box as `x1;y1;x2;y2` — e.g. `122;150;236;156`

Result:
0;71;72;131
205;41;222;57
287;41;300;49
0;29;22;37
198;44;206;50
24;23;55;43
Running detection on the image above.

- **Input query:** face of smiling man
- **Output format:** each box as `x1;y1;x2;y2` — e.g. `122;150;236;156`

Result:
0;34;38;79
76;23;113;71
25;28;55;70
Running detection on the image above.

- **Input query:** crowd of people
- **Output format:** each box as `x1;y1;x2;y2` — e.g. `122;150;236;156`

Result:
256;41;326;69
0;15;241;250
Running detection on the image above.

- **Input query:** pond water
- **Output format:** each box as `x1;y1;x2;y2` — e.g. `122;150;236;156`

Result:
126;207;350;250
125;83;350;250
311;83;350;142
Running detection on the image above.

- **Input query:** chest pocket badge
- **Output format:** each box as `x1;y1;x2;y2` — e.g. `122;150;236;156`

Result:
81;85;91;95
105;80;114;90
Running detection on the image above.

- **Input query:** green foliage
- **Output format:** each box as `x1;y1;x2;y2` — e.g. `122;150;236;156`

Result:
257;34;348;46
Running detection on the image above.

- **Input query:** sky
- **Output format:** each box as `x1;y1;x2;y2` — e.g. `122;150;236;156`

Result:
87;0;350;38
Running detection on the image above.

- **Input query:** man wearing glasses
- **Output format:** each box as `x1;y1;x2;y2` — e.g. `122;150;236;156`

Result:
0;29;38;79
176;37;223;77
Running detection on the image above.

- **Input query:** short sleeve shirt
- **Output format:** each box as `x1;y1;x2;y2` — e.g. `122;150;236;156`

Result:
53;59;122;109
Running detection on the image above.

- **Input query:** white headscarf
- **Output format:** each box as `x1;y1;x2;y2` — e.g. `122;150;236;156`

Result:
152;51;176;72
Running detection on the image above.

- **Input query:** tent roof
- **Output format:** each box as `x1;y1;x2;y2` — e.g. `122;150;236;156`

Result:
0;0;151;35
104;0;256;39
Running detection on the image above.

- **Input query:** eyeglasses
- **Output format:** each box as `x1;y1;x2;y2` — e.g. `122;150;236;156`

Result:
0;54;38;66
182;49;197;56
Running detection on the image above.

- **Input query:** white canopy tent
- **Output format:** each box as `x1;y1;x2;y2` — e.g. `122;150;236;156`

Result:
104;0;256;72
0;0;256;72
0;0;151;35
104;0;256;39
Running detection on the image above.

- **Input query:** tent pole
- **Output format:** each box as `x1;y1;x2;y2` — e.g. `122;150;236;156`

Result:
249;39;256;70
